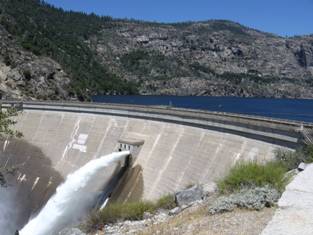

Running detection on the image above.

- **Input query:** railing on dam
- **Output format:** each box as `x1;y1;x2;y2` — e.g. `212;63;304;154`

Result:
1;100;313;148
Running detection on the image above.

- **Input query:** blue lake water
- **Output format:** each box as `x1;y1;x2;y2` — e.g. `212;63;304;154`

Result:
93;96;313;123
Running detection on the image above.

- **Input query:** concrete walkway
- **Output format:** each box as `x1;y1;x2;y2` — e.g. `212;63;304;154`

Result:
262;164;313;235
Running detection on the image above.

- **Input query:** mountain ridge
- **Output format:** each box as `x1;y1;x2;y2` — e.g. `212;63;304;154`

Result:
0;0;312;100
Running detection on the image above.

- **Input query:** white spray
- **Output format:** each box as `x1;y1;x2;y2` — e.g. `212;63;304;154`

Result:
0;187;18;235
20;151;130;235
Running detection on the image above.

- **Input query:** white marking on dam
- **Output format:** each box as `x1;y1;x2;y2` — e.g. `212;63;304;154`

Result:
30;113;45;142
247;147;259;161
201;138;225;182
143;131;162;166
19;174;27;183
94;119;113;158
72;134;88;153
2;139;9;152
47;177;53;188
175;131;205;191
31;177;40;191
232;140;247;165
60;119;81;162
148;126;184;198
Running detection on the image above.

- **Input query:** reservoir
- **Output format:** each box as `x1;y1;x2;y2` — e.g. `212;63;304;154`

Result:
93;96;313;123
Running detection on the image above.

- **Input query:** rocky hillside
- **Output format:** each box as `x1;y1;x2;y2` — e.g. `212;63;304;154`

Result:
0;25;70;100
0;0;313;100
91;21;313;97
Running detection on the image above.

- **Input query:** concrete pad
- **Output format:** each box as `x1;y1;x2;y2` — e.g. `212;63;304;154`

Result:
262;164;313;235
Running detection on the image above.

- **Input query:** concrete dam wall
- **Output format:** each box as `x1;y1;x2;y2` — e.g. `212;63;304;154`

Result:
1;101;311;228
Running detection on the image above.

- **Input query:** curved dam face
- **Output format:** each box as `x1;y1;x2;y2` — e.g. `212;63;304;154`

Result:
1;101;308;229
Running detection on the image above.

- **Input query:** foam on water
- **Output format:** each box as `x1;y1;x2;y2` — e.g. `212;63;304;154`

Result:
20;151;130;235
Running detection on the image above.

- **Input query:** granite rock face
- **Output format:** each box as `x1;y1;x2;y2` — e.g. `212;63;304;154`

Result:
1;0;313;99
90;21;313;98
0;26;70;100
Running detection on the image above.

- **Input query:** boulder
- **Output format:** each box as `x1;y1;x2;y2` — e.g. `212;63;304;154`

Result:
202;182;217;196
175;185;204;207
169;207;182;215
298;162;307;171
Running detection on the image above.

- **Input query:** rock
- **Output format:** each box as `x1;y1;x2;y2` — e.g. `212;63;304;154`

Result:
143;211;153;220
136;35;149;43
58;228;86;235
175;185;204;207
298;162;307;171
209;186;281;214
202;182;218;197
169;207;182;215
153;211;169;222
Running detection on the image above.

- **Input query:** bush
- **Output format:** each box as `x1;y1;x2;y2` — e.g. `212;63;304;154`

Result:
275;145;313;171
209;186;280;214
90;201;155;225
85;194;177;232
155;194;176;210
2;0;139;98
218;161;287;193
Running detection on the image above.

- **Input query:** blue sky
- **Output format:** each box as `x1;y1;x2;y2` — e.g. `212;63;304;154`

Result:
44;0;313;36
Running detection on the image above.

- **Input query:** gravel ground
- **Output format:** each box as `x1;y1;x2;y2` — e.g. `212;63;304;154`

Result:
92;202;275;235
140;207;275;235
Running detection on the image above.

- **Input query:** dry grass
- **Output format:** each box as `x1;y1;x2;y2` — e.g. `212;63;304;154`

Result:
138;205;275;235
138;205;207;235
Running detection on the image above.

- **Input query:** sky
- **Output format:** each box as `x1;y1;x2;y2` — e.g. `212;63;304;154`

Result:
44;0;313;36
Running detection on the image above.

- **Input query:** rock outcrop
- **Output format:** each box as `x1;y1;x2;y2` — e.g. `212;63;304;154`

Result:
90;21;313;98
0;25;70;100
0;0;313;99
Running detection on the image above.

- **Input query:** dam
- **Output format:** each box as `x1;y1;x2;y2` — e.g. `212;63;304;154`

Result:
1;101;312;232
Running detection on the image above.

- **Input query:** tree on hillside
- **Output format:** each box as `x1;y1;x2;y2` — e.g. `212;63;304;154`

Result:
0;106;23;186
0;107;23;139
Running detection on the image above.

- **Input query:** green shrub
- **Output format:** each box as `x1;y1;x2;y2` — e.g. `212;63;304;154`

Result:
218;161;287;194
155;194;176;210
85;194;177;231
275;145;313;171
302;145;313;162
275;149;304;170
1;0;138;98
92;201;155;225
